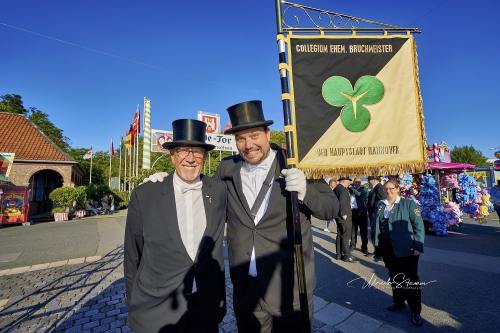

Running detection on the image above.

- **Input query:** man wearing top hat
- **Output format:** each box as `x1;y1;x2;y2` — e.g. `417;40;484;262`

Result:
367;175;387;258
334;177;358;263
218;100;338;332
144;101;339;332
124;119;227;332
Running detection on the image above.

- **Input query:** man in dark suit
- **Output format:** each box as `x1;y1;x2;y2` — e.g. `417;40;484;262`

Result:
350;177;369;254
124;119;226;333
367;175;386;259
218;100;338;333
334;177;358;263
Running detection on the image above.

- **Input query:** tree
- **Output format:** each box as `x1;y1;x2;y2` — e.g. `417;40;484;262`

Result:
29;108;71;151
451;145;488;167
0;94;27;114
0;94;71;151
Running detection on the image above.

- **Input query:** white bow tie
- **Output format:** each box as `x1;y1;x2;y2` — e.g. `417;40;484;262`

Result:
179;181;202;193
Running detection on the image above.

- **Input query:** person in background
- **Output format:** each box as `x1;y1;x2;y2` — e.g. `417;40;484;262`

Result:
334;176;358;263
490;180;500;220
124;119;226;332
367;176;386;259
323;178;338;232
374;179;425;327
350;177;369;254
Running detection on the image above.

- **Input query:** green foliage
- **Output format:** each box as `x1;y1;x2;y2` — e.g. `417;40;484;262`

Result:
270;130;285;147
74;186;87;209
52;207;67;213
49;186;78;211
322;75;384;132
0;94;27;114
113;191;130;208
451;145;488;167
85;184;111;201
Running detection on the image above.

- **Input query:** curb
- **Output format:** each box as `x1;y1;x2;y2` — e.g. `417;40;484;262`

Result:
0;256;102;276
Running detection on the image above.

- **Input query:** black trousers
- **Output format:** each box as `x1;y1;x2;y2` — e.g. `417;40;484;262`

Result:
335;217;352;258
380;238;422;315
233;276;311;333
161;293;219;333
351;209;368;252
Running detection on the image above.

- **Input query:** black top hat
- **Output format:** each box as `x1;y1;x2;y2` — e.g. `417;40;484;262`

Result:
162;119;215;151
337;176;352;182
224;100;273;134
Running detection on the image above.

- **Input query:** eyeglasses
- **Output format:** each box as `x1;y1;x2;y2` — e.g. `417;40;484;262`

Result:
175;147;205;159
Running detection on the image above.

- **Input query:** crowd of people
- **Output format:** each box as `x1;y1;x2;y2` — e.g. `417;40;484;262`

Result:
124;100;426;332
322;175;425;326
84;194;115;216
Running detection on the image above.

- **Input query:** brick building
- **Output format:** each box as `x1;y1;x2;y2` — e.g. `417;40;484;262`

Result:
0;112;83;216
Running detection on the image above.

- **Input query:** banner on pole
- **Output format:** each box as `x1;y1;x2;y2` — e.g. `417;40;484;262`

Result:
0;153;15;181
197;111;221;134
287;35;427;176
151;129;173;153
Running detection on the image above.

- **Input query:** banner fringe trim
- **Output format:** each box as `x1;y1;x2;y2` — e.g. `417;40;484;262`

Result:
300;161;428;179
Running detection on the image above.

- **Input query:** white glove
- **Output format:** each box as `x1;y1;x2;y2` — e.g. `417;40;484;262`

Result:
141;172;168;184
281;168;307;201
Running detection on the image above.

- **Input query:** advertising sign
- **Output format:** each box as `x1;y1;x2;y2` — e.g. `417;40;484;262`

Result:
151;129;173;153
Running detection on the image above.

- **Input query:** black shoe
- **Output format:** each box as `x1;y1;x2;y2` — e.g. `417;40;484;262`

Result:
373;255;382;262
386;303;405;311
410;313;423;326
361;249;369;255
343;257;359;263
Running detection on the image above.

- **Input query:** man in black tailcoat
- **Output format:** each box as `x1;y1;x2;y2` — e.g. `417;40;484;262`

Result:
367;176;386;256
334;177;358;263
124;119;226;333
218;100;338;333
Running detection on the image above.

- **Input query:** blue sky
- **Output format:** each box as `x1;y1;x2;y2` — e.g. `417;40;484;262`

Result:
1;0;499;158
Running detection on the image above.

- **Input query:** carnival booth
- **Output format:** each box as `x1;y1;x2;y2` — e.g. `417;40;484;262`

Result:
398;143;493;236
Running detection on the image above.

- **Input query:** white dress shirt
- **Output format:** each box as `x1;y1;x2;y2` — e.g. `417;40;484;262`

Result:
240;149;277;277
350;193;358;209
382;196;401;219
173;172;206;292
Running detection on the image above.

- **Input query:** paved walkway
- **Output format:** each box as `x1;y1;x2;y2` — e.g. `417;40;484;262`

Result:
0;245;403;333
1;212;499;332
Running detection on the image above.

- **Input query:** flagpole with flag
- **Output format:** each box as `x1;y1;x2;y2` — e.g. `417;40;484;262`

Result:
124;136;127;191
83;146;93;184
118;136;122;191
109;139;114;187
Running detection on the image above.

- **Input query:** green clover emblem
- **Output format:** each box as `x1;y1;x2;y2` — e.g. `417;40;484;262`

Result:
322;75;384;132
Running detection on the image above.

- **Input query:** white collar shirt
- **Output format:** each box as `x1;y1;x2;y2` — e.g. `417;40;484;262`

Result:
382;196;401;219
173;171;206;292
240;149;277;277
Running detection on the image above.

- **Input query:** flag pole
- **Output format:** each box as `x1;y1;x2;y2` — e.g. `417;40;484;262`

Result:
108;139;112;188
124;139;127;192
274;1;311;331
119;137;122;191
89;147;93;185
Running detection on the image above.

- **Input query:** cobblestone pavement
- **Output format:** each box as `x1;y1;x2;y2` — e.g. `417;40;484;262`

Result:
0;245;400;333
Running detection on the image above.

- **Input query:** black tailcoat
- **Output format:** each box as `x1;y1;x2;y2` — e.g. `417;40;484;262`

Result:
216;144;338;316
124;174;227;332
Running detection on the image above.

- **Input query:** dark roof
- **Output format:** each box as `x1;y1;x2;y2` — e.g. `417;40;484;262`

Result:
0;112;75;162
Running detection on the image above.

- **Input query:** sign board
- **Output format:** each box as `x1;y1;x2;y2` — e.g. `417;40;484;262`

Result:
197;111;221;134
151;129;173;153
1;189;29;224
0;153;15;181
205;133;237;152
